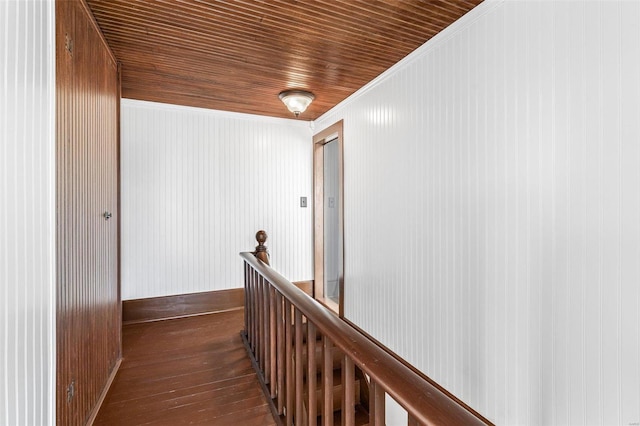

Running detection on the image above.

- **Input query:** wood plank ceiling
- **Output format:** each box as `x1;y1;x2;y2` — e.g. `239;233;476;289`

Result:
86;0;482;120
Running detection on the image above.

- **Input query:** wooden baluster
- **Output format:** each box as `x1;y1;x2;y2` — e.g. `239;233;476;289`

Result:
261;276;268;375
244;263;249;341
342;356;355;426
262;277;269;375
307;322;317;425
369;380;385;426
276;291;285;415
294;310;304;426
255;275;261;366
284;299;293;426
253;271;258;354
248;267;255;352
264;278;271;384
263;279;268;378
322;336;333;426
253;270;259;355
269;286;277;398
244;262;249;341
251;270;258;354
255;272;262;366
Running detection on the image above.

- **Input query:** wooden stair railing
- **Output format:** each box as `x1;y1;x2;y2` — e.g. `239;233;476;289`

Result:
241;231;491;426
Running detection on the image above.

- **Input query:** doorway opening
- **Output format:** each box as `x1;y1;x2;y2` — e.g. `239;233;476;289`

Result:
313;120;344;316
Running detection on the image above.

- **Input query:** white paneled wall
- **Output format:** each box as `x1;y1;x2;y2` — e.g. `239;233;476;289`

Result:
121;100;313;300
0;0;56;425
316;0;640;424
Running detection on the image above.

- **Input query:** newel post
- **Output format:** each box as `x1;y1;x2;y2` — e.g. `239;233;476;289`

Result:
254;230;270;265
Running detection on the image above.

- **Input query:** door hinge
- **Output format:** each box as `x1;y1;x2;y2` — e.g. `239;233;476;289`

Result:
65;33;73;56
66;379;75;403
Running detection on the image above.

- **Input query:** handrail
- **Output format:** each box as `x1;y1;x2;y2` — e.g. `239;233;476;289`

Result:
241;250;490;425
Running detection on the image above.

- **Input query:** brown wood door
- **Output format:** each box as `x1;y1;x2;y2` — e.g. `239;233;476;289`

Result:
56;1;121;424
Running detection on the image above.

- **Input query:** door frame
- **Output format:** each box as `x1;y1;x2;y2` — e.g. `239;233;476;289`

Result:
313;120;344;317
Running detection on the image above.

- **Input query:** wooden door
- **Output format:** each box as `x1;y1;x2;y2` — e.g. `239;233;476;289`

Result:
56;2;121;424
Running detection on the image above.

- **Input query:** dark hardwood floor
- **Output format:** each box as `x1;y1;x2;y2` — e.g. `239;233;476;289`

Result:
94;309;276;425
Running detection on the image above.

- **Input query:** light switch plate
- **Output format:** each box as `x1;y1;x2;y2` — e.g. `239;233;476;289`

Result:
300;196;307;208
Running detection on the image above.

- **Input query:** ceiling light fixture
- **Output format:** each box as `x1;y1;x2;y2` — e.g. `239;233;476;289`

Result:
278;90;315;117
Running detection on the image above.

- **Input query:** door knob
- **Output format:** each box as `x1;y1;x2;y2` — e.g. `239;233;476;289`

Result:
103;211;112;220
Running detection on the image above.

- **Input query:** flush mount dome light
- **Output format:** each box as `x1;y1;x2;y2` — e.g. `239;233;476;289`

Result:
278;90;315;117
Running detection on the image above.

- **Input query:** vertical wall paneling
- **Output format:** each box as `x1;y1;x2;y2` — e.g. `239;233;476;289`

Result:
0;1;56;424
121;100;313;300
315;0;640;424
56;1;121;424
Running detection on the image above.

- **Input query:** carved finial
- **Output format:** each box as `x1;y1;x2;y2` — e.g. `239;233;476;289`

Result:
254;230;270;265
256;230;267;245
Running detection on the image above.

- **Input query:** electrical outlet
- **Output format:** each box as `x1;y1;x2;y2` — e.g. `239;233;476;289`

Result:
300;196;307;208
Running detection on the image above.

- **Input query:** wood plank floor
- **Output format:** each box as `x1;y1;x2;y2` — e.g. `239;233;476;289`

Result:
94;309;276;425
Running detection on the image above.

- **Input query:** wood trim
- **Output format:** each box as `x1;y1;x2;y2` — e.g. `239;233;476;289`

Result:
293;280;313;296
316;296;339;315
79;0;118;66
313;120;344;317
116;61;123;360
85;358;122;426
122;284;311;324
313;141;324;300
313;120;344;145
122;288;244;324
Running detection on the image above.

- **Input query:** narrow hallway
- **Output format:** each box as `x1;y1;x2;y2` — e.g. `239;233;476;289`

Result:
94;310;276;425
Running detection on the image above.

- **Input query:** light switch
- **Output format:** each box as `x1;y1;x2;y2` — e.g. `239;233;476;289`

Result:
300;196;307;208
